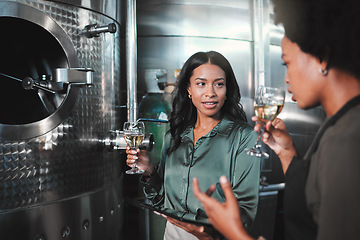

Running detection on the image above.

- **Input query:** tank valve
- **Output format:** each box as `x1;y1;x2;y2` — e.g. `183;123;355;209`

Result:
81;23;117;38
103;130;154;151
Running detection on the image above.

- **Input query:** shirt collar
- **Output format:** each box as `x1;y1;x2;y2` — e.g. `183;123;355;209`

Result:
180;114;234;141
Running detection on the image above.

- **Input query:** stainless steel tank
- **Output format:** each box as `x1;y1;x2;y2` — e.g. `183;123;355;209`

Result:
0;0;123;239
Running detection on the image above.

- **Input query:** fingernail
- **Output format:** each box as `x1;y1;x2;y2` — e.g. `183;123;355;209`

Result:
220;176;228;183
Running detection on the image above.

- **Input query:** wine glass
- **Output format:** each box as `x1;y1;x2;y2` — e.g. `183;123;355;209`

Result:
245;86;286;159
123;121;145;174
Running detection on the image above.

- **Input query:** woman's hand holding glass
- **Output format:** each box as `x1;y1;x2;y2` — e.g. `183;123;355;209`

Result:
245;86;286;159
125;146;153;176
252;116;297;174
123;121;148;174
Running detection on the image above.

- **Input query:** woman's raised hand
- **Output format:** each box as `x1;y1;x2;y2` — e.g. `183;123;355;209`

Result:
193;176;254;240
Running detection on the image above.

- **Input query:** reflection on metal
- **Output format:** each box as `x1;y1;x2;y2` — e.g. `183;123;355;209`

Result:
126;0;138;122
136;0;254;97
253;0;272;90
137;0;252;40
43;0;119;20
0;178;123;239
259;182;285;193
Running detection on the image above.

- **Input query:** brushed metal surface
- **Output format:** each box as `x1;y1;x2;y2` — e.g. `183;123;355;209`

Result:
0;178;123;239
137;2;252;40
45;0;119;20
0;0;122;238
137;36;254;98
0;0;121;206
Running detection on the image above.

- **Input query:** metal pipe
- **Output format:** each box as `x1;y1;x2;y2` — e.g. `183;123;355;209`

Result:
253;0;265;91
126;0;138;122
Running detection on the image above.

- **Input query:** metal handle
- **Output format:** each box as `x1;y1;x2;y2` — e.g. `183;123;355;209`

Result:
54;68;93;85
81;23;117;38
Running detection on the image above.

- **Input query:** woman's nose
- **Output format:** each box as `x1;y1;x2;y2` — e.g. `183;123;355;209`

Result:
285;72;290;84
205;87;216;97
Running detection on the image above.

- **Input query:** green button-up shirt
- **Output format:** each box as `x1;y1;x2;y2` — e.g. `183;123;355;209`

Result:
143;114;260;228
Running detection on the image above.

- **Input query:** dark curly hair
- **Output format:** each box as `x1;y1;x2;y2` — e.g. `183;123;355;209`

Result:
167;51;247;154
272;0;360;79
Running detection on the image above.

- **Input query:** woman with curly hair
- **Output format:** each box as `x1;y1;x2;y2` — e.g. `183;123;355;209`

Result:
126;51;260;239
193;0;360;240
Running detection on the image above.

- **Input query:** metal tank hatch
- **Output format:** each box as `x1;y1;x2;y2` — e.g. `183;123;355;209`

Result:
0;3;94;140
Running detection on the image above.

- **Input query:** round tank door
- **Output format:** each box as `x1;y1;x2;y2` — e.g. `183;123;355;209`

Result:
0;2;92;140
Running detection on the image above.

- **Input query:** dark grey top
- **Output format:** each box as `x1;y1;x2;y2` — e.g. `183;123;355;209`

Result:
306;107;360;240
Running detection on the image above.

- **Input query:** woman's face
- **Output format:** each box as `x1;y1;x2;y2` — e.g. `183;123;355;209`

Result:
281;35;326;109
187;63;227;119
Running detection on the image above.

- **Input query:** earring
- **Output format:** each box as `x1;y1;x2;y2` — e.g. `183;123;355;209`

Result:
188;94;192;99
319;67;328;76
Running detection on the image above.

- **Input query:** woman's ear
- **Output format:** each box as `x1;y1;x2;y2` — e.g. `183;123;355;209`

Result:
319;45;331;73
187;86;191;96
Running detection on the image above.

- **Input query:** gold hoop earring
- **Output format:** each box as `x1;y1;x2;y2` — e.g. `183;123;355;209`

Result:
188;94;192;99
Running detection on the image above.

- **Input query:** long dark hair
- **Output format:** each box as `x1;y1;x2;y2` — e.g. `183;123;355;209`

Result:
167;51;247;153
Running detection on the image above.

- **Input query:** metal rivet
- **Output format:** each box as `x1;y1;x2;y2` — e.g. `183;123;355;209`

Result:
34;234;46;240
61;226;71;238
99;216;104;222
82;219;90;230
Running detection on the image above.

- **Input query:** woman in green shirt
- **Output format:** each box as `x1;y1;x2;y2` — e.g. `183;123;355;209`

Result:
126;51;260;240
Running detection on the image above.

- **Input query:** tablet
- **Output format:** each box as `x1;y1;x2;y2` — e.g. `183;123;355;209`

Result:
126;197;212;227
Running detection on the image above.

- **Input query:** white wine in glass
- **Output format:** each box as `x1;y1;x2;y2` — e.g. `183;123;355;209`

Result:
123;121;145;174
245;86;285;159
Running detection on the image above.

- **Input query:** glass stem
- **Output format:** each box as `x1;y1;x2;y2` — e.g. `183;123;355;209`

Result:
255;123;265;147
132;149;138;169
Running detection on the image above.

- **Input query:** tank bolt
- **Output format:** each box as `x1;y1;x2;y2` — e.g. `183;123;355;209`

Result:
61;226;71;238
99;216;104;222
110;209;114;216
34;234;46;240
82;219;90;230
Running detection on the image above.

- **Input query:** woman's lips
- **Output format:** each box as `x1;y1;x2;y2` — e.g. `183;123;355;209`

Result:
288;89;296;102
202;101;218;108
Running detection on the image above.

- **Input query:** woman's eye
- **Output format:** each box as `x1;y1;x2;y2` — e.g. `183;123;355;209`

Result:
196;82;205;86
281;62;288;67
215;82;225;87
